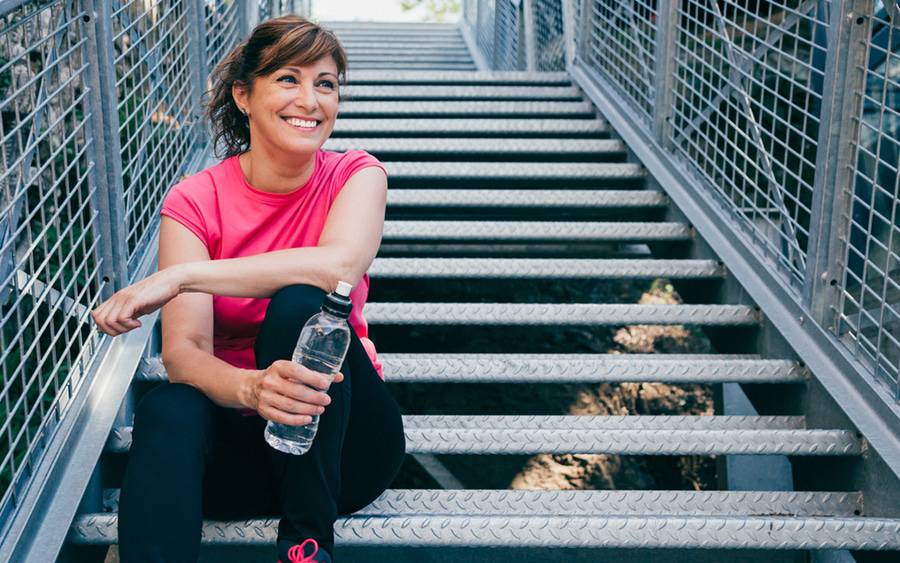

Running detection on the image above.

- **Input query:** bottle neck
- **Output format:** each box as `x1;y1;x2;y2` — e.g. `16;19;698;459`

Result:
320;307;349;322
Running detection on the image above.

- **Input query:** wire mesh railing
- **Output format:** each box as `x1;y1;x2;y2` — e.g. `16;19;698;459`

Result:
0;0;287;545
463;0;899;398
0;0;107;530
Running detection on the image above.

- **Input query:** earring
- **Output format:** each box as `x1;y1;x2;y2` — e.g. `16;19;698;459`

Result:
241;108;249;118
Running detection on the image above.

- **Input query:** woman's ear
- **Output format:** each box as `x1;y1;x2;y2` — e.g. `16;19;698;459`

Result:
231;80;248;112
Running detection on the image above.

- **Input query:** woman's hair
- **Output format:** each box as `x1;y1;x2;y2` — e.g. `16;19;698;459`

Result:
205;15;347;159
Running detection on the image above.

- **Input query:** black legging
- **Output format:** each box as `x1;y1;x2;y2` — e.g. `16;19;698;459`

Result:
118;284;406;562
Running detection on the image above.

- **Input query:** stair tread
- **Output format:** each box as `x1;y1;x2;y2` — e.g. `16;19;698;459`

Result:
385;189;664;207
333;118;607;135
325;137;623;153
342;71;571;85
107;414;860;455
67;512;900;549
337;100;593;116
381;220;687;241
368;257;722;278
137;353;804;384
340;85;581;100
97;488;864;517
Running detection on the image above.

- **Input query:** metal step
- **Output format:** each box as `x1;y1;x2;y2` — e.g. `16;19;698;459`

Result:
97;488;862;517
324;137;624;156
136;353;804;384
345;48;473;57
341;41;470;50
340;84;582;100
105;415;860;455
385;189;665;208
349;63;478;70
332;118;608;137
68;512;900;550
342;71;571;85
346;55;475;64
336;100;594;117
368;257;723;279
383;162;642;180
380;220;689;242
362;302;758;325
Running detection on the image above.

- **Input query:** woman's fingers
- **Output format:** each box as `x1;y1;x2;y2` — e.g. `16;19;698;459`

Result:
260;388;325;416
257;403;313;426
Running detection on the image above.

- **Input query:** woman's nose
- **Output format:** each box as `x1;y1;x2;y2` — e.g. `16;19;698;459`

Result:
295;82;318;111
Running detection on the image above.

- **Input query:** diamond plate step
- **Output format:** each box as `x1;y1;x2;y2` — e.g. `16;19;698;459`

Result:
345;48;473;57
337;100;594;117
343;71;571;85
350;63;478;70
362;302;758;325
340;85;582;100
97;488;862;517
135;354;804;384
68;513;900;550
325;137;624;156
383;162;642;180
106;415;861;455
346;55;475;64
381;221;688;242
385;189;664;208
333;118;607;137
367;258;723;279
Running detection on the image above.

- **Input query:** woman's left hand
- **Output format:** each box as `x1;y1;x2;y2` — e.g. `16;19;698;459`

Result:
91;267;182;336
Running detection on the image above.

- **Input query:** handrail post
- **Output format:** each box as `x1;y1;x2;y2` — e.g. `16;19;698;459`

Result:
652;0;680;150
85;0;128;295
804;0;873;328
187;0;211;154
561;0;575;70
522;0;536;71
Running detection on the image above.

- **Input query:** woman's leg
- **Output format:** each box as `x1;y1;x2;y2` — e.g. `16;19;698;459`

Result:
336;329;405;516
253;284;353;557
118;383;219;563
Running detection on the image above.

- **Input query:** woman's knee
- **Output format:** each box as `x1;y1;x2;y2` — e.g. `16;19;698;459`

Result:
255;284;328;367
262;284;327;331
133;382;215;442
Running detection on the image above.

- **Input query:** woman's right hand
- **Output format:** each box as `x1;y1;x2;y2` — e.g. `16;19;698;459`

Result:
243;360;344;426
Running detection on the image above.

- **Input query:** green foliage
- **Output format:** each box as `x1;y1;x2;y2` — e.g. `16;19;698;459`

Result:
400;0;460;22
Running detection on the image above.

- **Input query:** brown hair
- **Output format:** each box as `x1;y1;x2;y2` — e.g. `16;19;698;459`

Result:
205;15;347;159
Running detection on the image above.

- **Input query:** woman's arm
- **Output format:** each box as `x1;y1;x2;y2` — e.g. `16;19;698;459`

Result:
175;166;388;298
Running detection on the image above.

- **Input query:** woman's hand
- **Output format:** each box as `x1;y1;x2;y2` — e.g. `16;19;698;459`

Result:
244;360;345;425
91;267;183;336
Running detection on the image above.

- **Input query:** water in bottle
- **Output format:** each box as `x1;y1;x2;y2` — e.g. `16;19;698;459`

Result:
264;281;353;455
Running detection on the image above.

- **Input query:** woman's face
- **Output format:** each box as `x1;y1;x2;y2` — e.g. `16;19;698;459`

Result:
234;55;340;156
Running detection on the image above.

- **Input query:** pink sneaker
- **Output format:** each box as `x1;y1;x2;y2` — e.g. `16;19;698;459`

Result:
277;537;332;563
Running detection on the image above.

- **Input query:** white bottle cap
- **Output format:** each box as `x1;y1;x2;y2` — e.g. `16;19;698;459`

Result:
335;281;353;297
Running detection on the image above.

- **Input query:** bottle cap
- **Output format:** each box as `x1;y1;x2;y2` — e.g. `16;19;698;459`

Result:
335;281;352;297
322;281;353;318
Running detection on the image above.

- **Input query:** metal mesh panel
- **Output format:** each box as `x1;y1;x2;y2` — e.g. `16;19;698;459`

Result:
464;0;478;26
534;0;565;70
205;0;242;72
668;0;829;289
494;0;524;70
476;0;496;68
110;1;200;275
582;0;657;124
0;0;105;521
836;1;900;395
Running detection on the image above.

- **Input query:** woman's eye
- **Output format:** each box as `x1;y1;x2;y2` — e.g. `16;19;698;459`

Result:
317;80;335;89
278;75;296;83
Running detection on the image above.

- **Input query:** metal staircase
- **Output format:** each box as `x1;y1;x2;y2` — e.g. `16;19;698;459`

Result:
54;20;900;562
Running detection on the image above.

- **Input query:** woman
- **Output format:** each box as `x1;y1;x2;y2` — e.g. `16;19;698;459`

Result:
90;16;405;563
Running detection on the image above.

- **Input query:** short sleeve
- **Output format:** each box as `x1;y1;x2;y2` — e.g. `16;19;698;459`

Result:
332;150;387;196
160;179;209;249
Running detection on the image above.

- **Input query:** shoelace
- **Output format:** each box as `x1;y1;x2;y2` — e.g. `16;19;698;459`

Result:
285;538;319;563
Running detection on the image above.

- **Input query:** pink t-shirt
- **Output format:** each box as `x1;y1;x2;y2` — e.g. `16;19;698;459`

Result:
160;149;387;381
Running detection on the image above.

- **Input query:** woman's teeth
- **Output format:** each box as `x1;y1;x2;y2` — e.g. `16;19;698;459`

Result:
284;117;317;129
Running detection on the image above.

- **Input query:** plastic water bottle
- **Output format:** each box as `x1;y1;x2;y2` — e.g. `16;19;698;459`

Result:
264;281;353;455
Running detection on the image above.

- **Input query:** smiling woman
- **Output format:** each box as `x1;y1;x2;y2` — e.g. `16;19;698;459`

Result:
93;15;405;563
